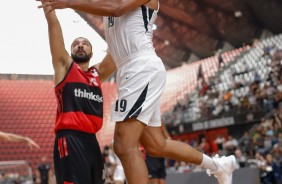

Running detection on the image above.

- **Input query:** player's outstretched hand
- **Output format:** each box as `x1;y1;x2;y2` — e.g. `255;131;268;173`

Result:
25;137;40;150
37;0;69;13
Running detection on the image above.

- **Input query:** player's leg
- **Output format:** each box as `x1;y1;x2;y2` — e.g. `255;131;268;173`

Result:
141;127;236;184
140;88;219;168
54;130;92;184
157;158;166;184
114;181;124;184
159;178;166;184
141;127;204;165
113;118;148;184
149;178;159;184
148;173;165;184
146;155;160;184
53;137;63;184
90;134;105;184
112;55;168;184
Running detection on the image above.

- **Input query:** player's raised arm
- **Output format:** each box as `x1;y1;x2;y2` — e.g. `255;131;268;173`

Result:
41;2;72;85
38;0;150;17
94;52;116;83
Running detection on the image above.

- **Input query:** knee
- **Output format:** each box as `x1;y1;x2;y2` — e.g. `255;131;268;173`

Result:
144;141;167;157
113;141;124;157
113;141;136;159
145;147;160;157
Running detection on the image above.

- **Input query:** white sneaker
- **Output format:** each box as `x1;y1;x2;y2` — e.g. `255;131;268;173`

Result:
207;154;236;184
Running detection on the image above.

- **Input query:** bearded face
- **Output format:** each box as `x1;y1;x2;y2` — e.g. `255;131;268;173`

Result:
71;49;92;63
71;37;93;63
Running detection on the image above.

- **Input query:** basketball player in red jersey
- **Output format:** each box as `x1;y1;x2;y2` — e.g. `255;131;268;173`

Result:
41;3;116;184
38;0;236;184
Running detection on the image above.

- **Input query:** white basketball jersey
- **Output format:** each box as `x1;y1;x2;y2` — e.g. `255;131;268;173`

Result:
103;4;158;67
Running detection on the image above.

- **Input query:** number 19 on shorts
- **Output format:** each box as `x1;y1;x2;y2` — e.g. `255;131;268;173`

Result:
115;99;127;112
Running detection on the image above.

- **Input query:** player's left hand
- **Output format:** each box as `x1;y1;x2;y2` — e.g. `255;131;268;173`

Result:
25;137;40;150
37;0;69;13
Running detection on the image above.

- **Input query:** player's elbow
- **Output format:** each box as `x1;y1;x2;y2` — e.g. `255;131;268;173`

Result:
111;6;126;17
112;12;121;17
111;10;122;17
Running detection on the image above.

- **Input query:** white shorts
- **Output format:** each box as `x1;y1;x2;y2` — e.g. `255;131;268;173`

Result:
111;51;166;127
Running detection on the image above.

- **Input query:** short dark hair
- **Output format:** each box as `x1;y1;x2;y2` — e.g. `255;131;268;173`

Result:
71;37;92;49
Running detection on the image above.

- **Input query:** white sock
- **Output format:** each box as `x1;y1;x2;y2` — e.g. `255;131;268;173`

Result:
200;154;218;171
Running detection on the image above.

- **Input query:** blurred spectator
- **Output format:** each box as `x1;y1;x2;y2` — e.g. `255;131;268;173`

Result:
0;171;5;183
223;135;238;156
103;145;111;164
197;64;204;82
35;156;52;184
277;132;282;150
108;142;125;184
262;154;281;184
248;151;266;169
102;145;114;184
199;137;210;155
214;135;226;156
223;89;232;102
270;144;282;170
234;149;247;169
216;49;225;69
199;80;209;97
167;161;190;174
239;131;253;157
177;162;190;173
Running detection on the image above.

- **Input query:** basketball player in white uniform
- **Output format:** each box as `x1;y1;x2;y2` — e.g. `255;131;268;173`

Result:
39;0;237;184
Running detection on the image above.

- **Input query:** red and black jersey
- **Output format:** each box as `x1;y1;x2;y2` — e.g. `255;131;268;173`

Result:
54;62;103;134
